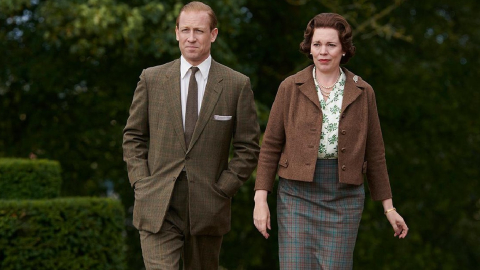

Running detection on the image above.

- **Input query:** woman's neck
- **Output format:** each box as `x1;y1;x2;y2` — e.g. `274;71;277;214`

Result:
315;67;341;88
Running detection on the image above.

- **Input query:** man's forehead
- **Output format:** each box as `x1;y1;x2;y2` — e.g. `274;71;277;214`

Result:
178;11;210;26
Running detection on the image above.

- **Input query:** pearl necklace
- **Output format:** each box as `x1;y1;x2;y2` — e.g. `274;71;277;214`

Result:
317;72;341;98
319;72;342;89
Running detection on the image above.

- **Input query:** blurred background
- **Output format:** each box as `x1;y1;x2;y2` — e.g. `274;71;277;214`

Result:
1;0;479;269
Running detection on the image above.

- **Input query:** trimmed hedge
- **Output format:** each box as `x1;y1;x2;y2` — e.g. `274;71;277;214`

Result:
0;158;61;200
0;197;125;270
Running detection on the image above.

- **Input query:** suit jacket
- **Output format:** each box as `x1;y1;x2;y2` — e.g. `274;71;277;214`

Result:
255;65;392;201
123;59;260;235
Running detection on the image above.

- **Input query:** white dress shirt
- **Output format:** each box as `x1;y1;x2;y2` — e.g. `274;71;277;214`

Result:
180;55;212;130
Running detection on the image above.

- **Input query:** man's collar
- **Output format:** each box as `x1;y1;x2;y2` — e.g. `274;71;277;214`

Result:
180;55;212;79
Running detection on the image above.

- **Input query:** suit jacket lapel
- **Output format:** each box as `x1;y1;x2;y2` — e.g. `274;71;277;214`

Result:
164;59;187;152
187;60;224;153
341;67;366;112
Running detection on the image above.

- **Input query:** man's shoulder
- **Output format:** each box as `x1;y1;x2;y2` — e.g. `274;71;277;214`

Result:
211;60;249;81
144;59;179;74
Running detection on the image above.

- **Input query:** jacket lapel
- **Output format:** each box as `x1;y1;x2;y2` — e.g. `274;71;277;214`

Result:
164;59;187;153
296;65;321;110
341;67;367;112
187;60;224;153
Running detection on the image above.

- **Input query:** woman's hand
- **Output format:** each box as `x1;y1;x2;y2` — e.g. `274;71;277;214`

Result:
253;190;271;239
385;210;409;238
382;199;408;238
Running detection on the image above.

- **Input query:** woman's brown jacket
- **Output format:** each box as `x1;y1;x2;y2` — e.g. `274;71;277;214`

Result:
255;65;392;201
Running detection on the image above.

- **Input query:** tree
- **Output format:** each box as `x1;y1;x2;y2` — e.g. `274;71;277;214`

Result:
1;0;479;269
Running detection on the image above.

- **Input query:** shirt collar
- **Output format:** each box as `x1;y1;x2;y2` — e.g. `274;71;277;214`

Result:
180;55;212;80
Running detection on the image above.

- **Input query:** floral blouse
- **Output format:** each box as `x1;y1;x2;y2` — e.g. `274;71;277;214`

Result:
313;67;346;159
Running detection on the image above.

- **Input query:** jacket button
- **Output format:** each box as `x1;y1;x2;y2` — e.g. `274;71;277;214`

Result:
341;165;346;171
342;114;346;118
308;145;314;148
185;156;190;160
310;128;317;131
306;163;311;166
341;148;346;153
341;130;346;135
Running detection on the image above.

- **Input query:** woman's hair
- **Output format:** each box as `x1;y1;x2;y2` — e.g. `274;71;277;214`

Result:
299;13;356;64
176;1;218;30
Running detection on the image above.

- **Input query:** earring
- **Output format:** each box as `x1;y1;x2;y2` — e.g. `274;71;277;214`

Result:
342;53;346;56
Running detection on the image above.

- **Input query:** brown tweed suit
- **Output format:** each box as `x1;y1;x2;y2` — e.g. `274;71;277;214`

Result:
123;58;260;236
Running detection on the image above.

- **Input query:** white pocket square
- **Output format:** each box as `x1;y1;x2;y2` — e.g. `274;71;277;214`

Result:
214;115;232;121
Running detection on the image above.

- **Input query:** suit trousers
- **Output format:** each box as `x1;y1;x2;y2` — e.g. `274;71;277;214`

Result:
139;172;223;270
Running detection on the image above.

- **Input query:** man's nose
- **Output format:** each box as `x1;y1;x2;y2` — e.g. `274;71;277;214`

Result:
187;32;196;42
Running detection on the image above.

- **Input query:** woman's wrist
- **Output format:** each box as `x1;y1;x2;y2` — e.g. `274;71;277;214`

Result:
254;190;268;202
384;207;397;215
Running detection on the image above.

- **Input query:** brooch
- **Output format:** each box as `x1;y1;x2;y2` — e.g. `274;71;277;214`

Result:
353;75;358;83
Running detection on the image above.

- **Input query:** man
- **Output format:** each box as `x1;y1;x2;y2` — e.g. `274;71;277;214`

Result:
122;2;260;269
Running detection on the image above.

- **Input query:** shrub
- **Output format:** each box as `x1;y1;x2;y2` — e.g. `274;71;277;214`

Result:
0;159;61;200
0;197;125;270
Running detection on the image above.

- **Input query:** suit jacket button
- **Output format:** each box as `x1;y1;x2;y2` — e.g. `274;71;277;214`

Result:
341;148;346;153
341;165;346;171
308;145;314;148
341;130;346;135
185;156;190;160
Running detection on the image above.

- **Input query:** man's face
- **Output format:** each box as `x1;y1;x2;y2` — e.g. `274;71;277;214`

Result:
176;11;218;66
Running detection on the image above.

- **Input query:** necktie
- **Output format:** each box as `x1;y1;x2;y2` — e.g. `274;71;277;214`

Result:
185;66;199;148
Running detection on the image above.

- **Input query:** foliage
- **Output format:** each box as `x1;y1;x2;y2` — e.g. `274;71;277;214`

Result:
0;197;125;270
1;0;479;269
0;158;61;200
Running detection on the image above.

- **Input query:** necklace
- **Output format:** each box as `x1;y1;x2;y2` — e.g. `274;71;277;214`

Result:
319;88;332;98
319;72;342;89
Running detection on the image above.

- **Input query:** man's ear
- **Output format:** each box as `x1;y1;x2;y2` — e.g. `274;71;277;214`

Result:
210;28;218;42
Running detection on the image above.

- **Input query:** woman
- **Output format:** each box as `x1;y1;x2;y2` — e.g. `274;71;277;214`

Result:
253;13;408;269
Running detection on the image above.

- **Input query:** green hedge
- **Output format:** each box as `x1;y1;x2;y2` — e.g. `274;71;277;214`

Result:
0;159;61;200
0;197;125;270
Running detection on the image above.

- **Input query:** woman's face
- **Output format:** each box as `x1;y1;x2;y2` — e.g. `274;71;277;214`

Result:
310;27;345;74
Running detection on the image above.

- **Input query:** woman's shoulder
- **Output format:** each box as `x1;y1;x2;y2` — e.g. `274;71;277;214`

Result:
342;67;374;92
279;65;314;88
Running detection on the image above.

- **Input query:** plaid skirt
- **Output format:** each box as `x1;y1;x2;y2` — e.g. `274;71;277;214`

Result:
277;159;365;270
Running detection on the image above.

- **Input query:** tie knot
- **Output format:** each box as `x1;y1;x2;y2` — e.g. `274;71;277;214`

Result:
190;66;199;75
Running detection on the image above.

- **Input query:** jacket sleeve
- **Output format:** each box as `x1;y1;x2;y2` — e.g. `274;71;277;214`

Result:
364;87;393;200
122;70;150;187
255;81;287;192
215;78;261;197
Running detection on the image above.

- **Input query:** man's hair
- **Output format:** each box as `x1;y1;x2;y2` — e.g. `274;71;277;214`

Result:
176;1;218;30
299;13;356;64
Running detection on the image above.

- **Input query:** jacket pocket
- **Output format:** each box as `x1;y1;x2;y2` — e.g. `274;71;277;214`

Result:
279;153;288;168
362;161;367;174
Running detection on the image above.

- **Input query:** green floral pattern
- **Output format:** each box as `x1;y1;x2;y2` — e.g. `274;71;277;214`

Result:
313;67;346;159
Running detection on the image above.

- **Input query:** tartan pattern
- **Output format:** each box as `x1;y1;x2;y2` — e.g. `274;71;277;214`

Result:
277;159;365;270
